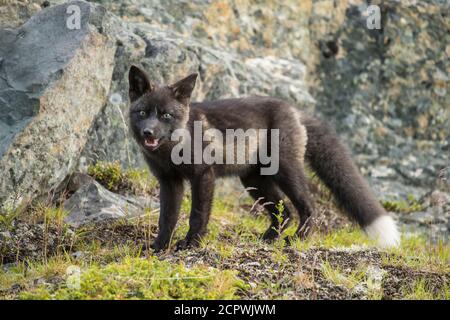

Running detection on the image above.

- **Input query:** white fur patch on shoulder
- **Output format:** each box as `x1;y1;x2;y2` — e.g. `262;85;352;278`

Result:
291;108;307;161
365;215;400;248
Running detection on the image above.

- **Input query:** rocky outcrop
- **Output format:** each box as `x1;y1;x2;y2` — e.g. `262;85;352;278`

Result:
0;1;116;209
64;179;158;227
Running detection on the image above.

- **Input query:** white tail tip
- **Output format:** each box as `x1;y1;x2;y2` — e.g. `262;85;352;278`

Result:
365;215;400;248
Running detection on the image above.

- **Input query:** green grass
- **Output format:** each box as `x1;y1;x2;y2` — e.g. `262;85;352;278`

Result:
1;236;246;300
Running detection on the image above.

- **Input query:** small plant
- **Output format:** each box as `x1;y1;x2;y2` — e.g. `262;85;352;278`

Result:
0;208;20;231
28;203;68;227
0;201;30;231
87;161;157;195
270;201;290;263
87;161;125;192
272;200;289;239
125;168;158;195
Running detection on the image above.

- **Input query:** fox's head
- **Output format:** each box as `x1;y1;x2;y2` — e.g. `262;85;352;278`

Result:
128;66;197;152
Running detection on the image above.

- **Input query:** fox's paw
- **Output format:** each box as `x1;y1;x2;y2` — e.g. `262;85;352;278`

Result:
150;239;169;252
282;236;294;246
261;229;279;243
175;237;200;251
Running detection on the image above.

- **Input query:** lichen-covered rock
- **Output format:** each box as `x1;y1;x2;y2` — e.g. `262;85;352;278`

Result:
0;1;117;209
0;0;43;28
311;1;449;196
64;180;158;228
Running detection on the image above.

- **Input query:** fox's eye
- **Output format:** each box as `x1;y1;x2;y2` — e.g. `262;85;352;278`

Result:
162;113;172;120
139;110;146;117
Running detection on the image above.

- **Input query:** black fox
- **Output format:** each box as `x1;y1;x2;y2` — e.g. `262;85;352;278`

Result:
128;65;400;251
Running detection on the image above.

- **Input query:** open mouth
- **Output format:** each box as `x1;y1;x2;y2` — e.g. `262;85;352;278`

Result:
143;137;160;150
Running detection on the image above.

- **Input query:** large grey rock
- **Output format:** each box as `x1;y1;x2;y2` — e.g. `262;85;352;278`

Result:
0;1;117;209
64;180;159;228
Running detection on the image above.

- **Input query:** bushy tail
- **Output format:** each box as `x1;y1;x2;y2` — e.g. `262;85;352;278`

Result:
303;115;400;247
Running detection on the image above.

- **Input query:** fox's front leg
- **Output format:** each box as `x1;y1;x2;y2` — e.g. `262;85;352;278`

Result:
177;169;215;250
151;177;184;252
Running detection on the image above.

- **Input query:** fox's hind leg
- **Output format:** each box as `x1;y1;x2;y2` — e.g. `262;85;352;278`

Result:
273;161;315;240
240;175;291;241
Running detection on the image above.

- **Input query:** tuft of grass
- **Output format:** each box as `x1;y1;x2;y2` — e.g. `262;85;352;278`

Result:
126;168;159;195
320;261;366;291
365;276;384;300
19;257;246;300
402;279;449;300
87;161;157;195
28;203;68;229
0;203;26;231
87;161;123;191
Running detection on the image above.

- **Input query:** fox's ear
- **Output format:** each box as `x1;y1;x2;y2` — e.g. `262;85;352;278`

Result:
169;73;198;104
128;65;153;102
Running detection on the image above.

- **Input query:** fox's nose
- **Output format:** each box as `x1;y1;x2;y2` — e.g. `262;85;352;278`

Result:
143;128;154;137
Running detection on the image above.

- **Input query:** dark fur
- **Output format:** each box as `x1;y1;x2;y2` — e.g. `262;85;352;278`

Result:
128;66;388;251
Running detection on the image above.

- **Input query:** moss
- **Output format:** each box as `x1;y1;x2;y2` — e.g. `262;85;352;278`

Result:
381;194;423;213
19;257;245;300
0;255;75;293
